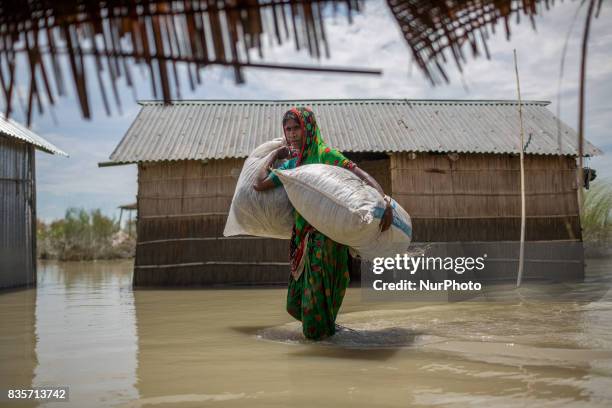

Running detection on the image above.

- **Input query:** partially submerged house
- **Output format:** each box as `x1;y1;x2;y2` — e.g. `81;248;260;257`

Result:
100;99;601;287
0;116;67;290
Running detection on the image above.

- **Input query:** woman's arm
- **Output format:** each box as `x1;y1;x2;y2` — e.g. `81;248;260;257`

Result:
252;146;290;191
351;166;385;197
349;165;393;232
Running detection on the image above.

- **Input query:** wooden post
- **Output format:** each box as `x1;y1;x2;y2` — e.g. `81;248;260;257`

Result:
577;0;596;216
514;49;526;287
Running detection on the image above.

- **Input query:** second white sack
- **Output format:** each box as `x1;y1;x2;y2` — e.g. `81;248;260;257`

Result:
272;164;412;260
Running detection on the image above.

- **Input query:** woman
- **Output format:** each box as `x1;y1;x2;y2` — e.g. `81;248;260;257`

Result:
253;107;393;340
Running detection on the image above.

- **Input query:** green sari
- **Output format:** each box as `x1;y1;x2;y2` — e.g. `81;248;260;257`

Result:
269;107;355;340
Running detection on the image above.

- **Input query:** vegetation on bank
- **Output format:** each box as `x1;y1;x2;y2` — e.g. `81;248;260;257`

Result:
582;179;612;253
37;208;136;261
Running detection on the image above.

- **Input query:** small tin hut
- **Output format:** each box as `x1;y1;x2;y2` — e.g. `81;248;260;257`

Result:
0;116;67;290
99;99;601;287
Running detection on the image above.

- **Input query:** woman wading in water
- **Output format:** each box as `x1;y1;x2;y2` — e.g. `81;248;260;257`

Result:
253;107;393;340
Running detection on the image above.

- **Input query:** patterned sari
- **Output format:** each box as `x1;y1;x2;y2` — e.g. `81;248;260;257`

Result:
269;107;356;340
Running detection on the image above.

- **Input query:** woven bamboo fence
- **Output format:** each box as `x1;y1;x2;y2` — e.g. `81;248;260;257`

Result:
133;156;393;286
132;152;583;286
390;152;581;242
134;158;290;286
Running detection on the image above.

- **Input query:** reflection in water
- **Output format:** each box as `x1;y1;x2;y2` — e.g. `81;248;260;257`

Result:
4;260;139;407
0;286;37;408
0;258;611;407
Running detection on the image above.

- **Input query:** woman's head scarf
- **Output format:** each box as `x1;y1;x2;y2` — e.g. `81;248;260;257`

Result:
282;107;355;169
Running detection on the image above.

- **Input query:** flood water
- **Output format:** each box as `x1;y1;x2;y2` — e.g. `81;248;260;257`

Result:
1;258;612;407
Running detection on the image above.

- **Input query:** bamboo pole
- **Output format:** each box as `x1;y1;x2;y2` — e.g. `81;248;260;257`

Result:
577;0;597;216
513;49;526;287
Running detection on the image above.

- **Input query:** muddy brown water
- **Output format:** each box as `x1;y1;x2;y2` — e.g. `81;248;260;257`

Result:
1;258;612;407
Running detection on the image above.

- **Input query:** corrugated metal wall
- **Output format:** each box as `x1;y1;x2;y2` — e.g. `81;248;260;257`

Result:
0;136;36;289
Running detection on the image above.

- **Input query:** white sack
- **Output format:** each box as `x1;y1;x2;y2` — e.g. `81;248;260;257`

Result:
223;138;294;239
272;164;412;260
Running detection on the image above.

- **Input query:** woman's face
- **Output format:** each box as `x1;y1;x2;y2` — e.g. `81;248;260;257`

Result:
284;118;304;151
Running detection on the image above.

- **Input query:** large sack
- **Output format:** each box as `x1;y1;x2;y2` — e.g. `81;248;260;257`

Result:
223;138;294;239
272;164;412;259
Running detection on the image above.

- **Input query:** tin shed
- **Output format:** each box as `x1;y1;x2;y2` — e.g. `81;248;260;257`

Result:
100;99;601;287
1;116;67;290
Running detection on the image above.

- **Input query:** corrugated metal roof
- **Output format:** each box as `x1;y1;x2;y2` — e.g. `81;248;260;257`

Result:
0;115;68;156
103;99;601;165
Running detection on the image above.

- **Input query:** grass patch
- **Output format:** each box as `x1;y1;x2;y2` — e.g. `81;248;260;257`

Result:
581;179;612;248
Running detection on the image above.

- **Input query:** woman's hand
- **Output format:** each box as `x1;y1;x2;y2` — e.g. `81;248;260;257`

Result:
379;196;393;232
253;146;290;191
275;145;291;160
349;165;393;232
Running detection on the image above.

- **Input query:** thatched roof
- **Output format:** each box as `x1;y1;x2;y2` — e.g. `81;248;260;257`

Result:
0;0;373;126
0;0;603;127
388;0;545;85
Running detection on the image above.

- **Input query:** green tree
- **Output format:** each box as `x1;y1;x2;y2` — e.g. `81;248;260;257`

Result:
36;207;132;260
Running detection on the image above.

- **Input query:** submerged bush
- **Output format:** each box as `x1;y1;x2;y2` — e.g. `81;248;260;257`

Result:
37;207;136;261
581;179;612;248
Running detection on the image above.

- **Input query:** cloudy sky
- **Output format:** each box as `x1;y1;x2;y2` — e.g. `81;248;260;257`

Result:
12;0;611;222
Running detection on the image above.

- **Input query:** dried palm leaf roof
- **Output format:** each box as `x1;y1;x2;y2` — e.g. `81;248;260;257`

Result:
0;0;375;126
0;0;603;129
387;0;603;85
